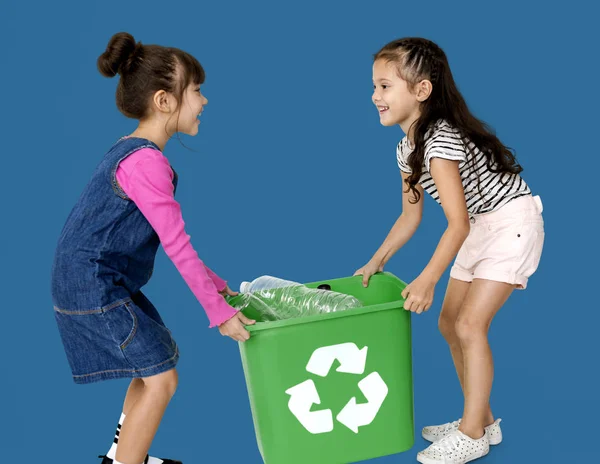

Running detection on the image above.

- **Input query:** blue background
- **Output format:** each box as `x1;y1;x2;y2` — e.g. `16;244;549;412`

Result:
1;0;598;462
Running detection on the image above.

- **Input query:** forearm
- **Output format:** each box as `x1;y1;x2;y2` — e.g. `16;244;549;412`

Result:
204;264;227;292
372;213;421;266
421;223;470;282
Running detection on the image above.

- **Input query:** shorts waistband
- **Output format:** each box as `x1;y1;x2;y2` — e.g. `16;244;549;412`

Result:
469;195;543;225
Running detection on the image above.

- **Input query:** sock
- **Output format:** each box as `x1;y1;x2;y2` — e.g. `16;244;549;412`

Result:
146;458;165;464
106;412;167;464
106;413;126;459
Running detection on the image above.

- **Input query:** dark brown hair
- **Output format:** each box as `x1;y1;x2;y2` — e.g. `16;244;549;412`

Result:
374;37;523;203
97;32;205;131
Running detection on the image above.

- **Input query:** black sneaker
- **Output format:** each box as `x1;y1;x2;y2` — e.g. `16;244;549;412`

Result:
98;455;182;464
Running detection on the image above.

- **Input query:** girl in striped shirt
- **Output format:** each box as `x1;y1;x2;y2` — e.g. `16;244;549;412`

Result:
355;37;544;464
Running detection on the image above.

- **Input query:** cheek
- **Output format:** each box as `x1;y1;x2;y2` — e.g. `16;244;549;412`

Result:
391;93;412;111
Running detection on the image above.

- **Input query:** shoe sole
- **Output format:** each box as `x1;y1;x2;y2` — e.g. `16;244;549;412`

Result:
417;448;490;464
422;431;502;445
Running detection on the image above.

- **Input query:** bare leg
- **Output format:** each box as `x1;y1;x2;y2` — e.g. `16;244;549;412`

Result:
454;279;514;439
123;378;145;415
438;278;494;425
115;369;178;464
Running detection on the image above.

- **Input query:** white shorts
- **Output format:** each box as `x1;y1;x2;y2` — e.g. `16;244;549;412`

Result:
450;195;545;289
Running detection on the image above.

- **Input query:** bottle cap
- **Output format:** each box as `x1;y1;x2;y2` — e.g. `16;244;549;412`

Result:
240;281;251;293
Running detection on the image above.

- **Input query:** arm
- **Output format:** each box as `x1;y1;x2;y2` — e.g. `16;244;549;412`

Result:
204;265;228;292
355;171;424;286
370;171;424;268
401;158;470;312
421;158;470;281
116;150;238;328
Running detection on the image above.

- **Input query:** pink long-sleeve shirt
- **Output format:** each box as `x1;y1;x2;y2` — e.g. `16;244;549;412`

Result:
115;146;238;328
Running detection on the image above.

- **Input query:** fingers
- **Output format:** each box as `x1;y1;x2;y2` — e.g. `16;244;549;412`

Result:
403;296;432;314
362;273;370;287
237;312;256;325
353;268;370;287
218;317;252;342
401;285;410;299
222;329;249;342
231;331;249;342
234;326;251;342
220;287;239;297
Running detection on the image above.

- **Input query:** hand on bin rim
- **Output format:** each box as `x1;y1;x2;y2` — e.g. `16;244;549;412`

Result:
401;273;436;314
218;311;256;342
353;260;384;287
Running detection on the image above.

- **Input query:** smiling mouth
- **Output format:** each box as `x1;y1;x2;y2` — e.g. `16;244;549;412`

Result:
377;106;389;114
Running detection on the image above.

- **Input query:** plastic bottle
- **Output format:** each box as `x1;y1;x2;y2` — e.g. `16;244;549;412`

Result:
239;275;299;293
235;275;362;321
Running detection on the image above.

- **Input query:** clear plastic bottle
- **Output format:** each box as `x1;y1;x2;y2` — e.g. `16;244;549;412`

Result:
239;275;299;293
236;275;362;321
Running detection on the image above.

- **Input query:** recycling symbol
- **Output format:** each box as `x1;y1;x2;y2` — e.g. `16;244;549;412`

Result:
285;342;388;434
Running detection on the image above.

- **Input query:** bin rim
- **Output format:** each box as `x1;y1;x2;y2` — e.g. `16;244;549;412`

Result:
227;272;408;333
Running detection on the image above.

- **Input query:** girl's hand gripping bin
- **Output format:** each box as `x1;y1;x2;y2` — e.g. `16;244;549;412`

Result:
229;272;414;464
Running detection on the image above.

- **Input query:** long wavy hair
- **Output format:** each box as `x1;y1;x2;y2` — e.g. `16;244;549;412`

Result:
374;38;523;203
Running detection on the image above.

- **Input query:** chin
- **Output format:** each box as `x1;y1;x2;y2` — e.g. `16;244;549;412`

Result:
380;118;397;127
185;125;199;136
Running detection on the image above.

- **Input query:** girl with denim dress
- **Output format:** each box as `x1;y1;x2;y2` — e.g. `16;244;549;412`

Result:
51;32;254;464
354;38;544;464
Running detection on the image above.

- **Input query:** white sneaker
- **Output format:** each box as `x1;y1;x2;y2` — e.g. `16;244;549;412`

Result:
422;418;502;445
417;430;490;464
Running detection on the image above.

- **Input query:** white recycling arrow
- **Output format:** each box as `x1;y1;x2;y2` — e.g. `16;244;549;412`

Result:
336;372;388;433
305;342;368;377
285;379;334;434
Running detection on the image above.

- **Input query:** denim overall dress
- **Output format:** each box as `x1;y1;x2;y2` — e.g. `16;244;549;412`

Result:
51;137;179;384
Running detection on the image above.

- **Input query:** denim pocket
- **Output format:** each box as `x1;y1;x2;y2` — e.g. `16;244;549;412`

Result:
103;302;138;350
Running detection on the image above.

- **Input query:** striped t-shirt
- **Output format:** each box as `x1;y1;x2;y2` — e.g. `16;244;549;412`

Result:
396;120;531;215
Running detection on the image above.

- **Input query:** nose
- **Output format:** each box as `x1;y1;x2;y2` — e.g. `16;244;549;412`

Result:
372;90;380;104
203;95;208;105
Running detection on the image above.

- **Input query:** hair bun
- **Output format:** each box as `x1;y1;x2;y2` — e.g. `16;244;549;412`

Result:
97;32;137;78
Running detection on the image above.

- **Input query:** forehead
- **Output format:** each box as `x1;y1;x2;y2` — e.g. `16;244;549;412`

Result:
372;59;401;81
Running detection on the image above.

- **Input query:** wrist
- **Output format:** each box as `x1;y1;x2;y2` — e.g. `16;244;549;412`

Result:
420;267;441;283
218;281;228;292
371;250;388;267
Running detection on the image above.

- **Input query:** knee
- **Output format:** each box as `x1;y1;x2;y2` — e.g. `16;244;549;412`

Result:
454;315;487;345
144;369;178;398
438;312;457;341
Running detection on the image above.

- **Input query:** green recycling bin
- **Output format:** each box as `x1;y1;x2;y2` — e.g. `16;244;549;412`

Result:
229;272;414;464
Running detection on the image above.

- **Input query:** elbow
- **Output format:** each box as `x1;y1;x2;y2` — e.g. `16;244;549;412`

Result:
449;218;470;241
402;211;422;229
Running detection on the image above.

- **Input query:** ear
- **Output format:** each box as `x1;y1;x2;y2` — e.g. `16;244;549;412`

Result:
152;90;173;113
415;79;433;102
